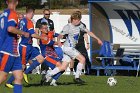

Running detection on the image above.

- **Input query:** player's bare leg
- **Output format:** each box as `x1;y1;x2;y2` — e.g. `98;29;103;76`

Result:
73;54;85;84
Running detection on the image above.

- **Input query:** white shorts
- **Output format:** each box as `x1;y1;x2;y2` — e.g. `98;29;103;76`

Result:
63;46;80;59
61;54;71;63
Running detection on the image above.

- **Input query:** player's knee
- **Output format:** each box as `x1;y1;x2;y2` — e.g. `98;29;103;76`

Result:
14;75;23;84
80;56;85;64
36;55;44;63
56;62;61;67
60;66;67;71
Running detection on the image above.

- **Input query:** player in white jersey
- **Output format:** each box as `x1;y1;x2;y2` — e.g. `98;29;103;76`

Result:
45;11;102;84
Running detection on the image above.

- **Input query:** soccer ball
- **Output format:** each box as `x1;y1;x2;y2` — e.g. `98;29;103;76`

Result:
107;77;117;86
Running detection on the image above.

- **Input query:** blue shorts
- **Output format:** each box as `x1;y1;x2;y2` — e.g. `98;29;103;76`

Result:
40;44;46;57
19;44;40;65
0;53;22;73
45;56;61;69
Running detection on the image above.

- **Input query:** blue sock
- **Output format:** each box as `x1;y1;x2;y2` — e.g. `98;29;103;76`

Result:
44;60;64;80
25;60;40;74
14;84;22;93
7;75;15;84
52;71;64;80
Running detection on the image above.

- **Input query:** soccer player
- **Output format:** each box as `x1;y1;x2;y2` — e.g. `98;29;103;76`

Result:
35;9;54;76
0;0;29;93
69;11;92;75
5;13;24;89
45;11;102;84
5;7;47;87
39;22;64;86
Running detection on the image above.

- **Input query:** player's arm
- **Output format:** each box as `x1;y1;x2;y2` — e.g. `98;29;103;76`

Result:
8;11;29;37
57;24;69;46
35;28;40;45
84;33;90;50
8;26;29;37
35;19;41;34
35;28;39;34
85;29;103;45
31;33;47;40
57;34;64;46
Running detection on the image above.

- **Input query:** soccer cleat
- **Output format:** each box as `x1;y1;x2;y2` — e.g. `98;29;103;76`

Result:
73;78;85;84
50;81;58;86
23;73;29;84
5;83;14;89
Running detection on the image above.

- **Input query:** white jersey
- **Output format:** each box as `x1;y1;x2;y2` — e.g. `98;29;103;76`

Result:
61;23;86;47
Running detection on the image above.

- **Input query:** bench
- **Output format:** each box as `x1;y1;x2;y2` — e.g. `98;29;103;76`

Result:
91;44;140;76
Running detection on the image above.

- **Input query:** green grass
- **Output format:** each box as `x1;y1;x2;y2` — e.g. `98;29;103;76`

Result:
1;75;140;93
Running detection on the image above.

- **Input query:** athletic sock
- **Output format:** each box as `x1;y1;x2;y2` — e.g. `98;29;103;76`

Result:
52;71;64;80
7;75;14;84
52;79;56;83
75;63;83;79
14;84;22;93
49;67;60;76
25;60;40;74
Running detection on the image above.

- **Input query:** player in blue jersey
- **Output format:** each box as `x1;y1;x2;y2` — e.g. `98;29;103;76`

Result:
0;0;30;93
5;7;47;86
5;12;24;89
39;22;64;86
35;9;54;75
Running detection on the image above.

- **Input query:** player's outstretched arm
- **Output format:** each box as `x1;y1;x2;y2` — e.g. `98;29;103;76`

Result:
8;26;29;37
84;33;90;50
85;29;103;45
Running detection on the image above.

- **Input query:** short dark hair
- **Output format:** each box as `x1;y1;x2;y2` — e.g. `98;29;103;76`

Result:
39;22;48;29
26;7;35;13
43;9;50;14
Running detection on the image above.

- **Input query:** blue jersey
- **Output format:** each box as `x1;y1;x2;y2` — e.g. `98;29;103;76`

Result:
39;32;63;60
19;18;35;45
0;9;19;56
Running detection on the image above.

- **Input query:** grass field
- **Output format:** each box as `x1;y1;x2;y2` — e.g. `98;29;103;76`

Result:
1;74;140;93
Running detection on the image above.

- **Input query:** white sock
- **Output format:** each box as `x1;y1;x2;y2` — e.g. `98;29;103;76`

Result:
75;63;83;79
49;67;60;76
52;79;56;83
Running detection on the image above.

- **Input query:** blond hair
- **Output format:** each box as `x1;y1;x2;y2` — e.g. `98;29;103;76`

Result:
70;12;82;21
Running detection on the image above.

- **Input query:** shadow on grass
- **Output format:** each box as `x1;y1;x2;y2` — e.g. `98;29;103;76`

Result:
23;81;87;87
